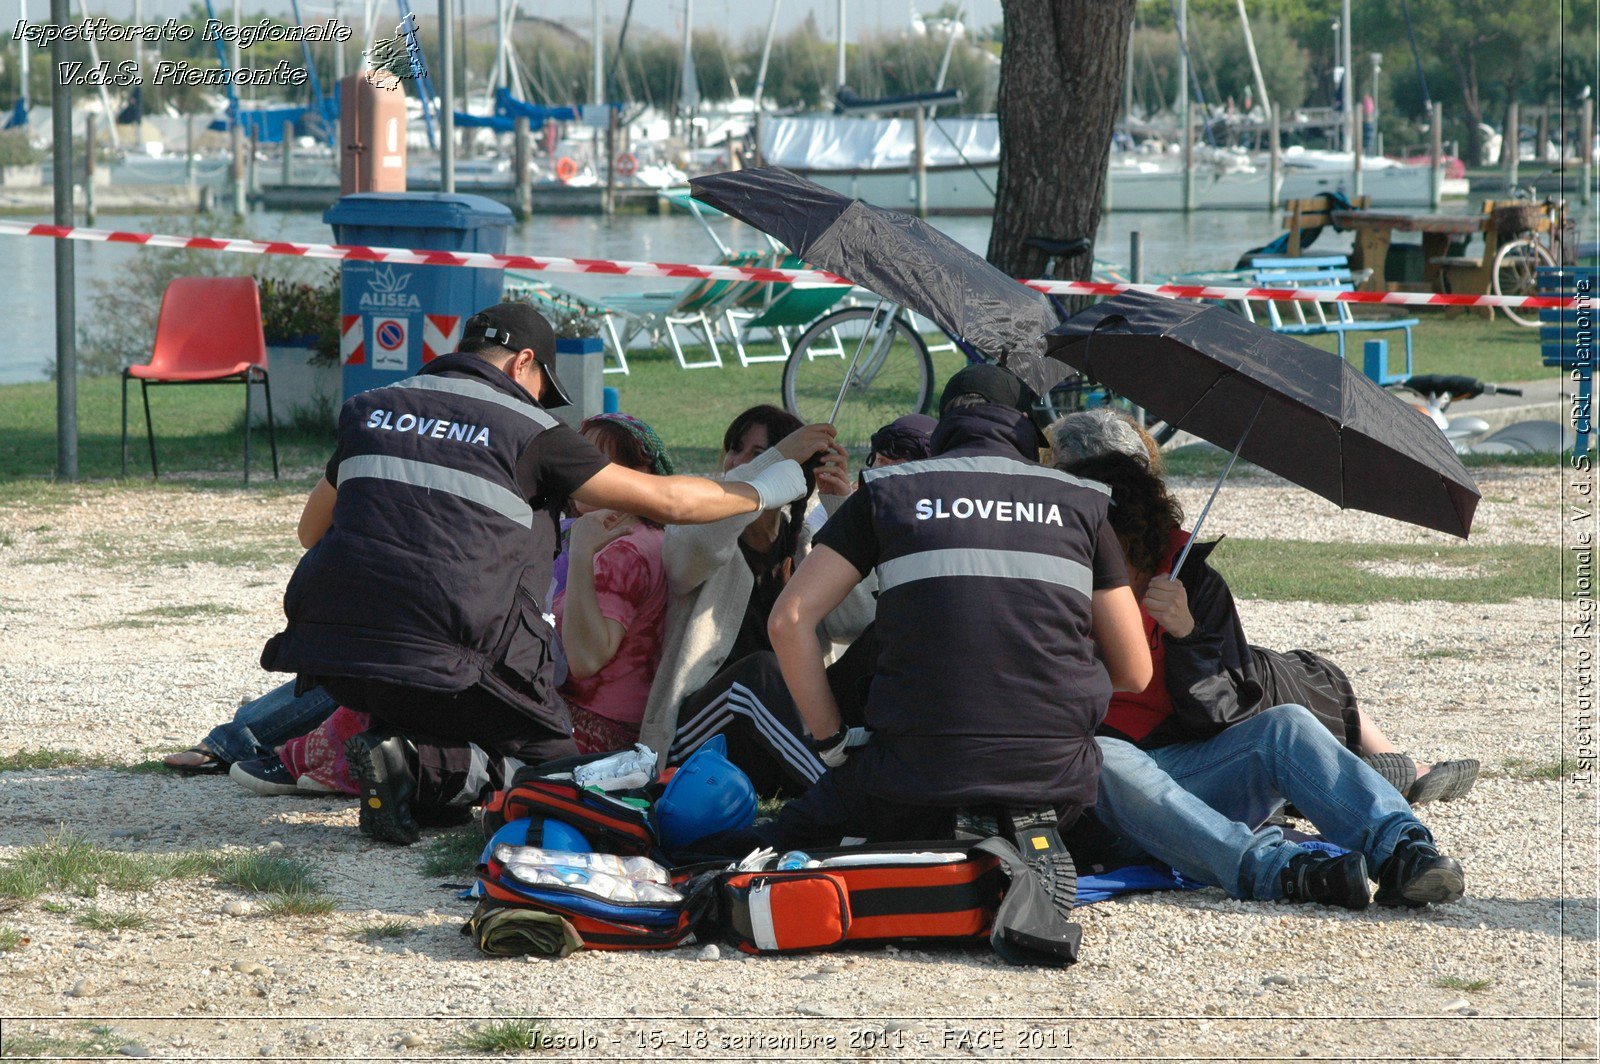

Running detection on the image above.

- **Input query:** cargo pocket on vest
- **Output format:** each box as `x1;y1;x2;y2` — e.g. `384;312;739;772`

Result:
498;600;554;703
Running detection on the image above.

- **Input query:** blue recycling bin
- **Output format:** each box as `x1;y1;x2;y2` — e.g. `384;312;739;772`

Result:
324;192;513;399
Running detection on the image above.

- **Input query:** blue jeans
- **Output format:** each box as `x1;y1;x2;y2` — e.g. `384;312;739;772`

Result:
1094;704;1428;900
202;681;339;764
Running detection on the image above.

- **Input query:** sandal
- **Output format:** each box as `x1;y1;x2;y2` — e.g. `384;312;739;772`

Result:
161;746;228;776
1405;759;1480;805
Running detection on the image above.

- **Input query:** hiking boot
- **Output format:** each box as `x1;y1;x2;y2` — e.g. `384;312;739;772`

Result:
345;732;421;846
1374;835;1465;908
1006;807;1078;918
1279;850;1371;910
230;755;303;797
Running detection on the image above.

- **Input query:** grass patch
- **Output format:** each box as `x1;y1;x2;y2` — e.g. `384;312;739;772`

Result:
0;1031;99;1060
0;927;25;952
136;603;244;619
0;748;114;773
451;1019;559;1055
1418;647;1475;659
214;853;321;895
1433;974;1495;992
25;530;299;570
1210;538;1562;605
262;889;339;917
115;759;170;775
75;907;149;931
354;919;413;942
419;829;483;878
0;832;215;900
1495;756;1581;781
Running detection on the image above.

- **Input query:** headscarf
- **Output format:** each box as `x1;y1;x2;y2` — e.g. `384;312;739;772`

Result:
580;412;675;476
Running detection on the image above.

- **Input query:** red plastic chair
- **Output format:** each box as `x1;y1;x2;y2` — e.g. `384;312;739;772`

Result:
121;276;279;484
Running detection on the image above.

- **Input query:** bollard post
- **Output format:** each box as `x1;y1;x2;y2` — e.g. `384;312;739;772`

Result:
605;107;617;218
1504;100;1519;189
247;129;258;200
185;114;196;187
231;121;245;217
1429;102;1443;211
1351;105;1364;199
1130;231;1144;284
1268;103;1281;211
281;120;294;184
83;112;96;226
1181;108;1194;212
513;116;531;219
1582;99;1594;207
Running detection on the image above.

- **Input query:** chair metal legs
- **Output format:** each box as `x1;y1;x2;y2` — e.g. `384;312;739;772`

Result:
141;379;158;478
126;372;278;485
261;373;279;481
243;372;253;487
120;372;128;477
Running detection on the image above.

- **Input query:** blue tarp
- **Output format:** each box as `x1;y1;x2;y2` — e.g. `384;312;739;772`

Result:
208;105;309;143
3;99;26;130
453;89;613;134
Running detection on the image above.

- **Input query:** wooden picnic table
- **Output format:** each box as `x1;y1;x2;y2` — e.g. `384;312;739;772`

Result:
1330;210;1488;293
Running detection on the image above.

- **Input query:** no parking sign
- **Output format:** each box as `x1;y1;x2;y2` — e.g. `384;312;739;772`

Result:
372;316;409;371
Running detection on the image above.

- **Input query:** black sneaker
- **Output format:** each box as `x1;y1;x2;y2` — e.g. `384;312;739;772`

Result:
344;732;421;846
1280;850;1371;910
1375;835;1465;908
230;755;302;797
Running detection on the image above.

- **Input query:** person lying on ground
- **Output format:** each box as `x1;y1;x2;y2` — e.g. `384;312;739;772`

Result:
554;414;675;754
655;411;937;797
1049;410;1465;910
692;367;1151;917
1045;408;1477;805
261;303;834;846
634;404;871;794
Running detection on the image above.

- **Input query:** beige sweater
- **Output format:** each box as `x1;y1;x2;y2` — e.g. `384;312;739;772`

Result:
636;446;875;766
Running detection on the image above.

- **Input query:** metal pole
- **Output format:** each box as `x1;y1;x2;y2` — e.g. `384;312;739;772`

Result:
1352;96;1364;199
1429;101;1443;210
1505;100;1519;190
835;0;846;90
591;0;603;106
438;0;455;192
1170;397;1264;578
84;111;96;226
753;0;782;110
282;119;294;184
186;113;196;187
248;128;258;198
828;299;888;426
1269;103;1281;210
231;0;245;216
1339;0;1352;152
1130;231;1144;283
1369;52;1382;156
52;0;77;481
333;0;346;81
513;115;531;217
1581;98;1593;207
913;105;927;218
1178;0;1191;211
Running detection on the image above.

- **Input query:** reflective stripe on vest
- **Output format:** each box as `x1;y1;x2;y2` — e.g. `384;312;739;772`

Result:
337;454;535;528
390;374;561;430
875;547;1093;600
861;454;1111;495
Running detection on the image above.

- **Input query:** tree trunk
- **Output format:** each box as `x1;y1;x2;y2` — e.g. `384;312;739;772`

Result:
987;0;1136;293
1450;44;1484;166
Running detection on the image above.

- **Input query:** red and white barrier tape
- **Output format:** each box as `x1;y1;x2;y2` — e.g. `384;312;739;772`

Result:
0;218;1574;311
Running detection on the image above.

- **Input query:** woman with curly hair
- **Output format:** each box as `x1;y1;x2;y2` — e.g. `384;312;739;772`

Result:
1049;409;1468;911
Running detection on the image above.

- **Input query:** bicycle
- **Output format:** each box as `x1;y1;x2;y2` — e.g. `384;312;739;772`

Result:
778;236;1170;449
1491;187;1565;329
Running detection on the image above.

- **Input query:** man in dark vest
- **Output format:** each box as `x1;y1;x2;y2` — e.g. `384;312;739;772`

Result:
263;302;833;844
754;365;1152;912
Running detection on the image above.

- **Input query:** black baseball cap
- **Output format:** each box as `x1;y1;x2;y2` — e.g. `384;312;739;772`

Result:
462;302;573;408
938;363;1038;418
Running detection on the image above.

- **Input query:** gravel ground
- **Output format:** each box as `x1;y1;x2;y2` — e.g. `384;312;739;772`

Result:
0;468;1594;1062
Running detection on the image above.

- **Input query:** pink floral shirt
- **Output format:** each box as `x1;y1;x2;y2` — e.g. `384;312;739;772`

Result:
552;524;667;727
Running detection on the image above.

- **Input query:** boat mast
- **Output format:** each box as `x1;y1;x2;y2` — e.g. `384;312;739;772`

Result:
679;0;698;143
18;0;29;124
752;0;782;109
1234;0;1270;121
591;0;604;105
1339;0;1352;151
834;0;845;90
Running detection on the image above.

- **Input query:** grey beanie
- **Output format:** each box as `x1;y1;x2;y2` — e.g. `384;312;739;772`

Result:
1046;408;1151;470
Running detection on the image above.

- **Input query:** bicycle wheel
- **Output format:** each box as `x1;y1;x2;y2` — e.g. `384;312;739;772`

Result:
782;306;934;452
1492;236;1556;328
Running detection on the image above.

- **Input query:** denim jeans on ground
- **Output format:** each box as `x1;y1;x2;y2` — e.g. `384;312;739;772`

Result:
202;681;339;764
1093;703;1429;900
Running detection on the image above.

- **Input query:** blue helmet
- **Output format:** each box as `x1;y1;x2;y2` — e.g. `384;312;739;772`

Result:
652;735;757;852
480;816;592;865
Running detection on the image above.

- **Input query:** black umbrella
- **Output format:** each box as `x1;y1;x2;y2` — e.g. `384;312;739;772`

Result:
1045;291;1480;555
689;166;1062;396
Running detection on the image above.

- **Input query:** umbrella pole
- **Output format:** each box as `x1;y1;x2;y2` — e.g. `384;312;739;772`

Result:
828;298;888;426
1169;398;1264;577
